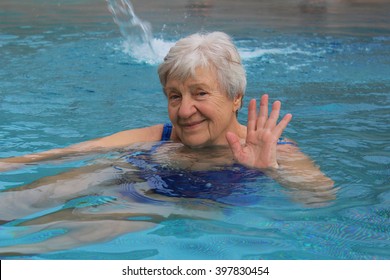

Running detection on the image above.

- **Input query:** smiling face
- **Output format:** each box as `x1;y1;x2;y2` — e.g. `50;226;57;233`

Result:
165;66;244;148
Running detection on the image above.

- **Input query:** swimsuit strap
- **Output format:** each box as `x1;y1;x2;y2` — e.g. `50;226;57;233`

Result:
161;122;173;141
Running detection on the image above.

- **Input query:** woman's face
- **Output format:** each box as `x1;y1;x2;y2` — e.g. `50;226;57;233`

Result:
165;66;242;148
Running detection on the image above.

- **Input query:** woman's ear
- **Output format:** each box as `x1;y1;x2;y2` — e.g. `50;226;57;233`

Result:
233;94;243;112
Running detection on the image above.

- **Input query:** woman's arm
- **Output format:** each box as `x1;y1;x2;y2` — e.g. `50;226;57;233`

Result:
0;124;164;170
226;94;334;192
274;142;334;190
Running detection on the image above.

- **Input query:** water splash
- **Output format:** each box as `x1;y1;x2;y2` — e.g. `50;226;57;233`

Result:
106;0;314;65
107;0;173;64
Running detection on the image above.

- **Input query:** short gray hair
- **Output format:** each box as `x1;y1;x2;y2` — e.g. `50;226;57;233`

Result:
158;32;246;100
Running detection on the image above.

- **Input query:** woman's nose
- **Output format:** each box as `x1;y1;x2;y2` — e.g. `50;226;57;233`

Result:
177;96;197;118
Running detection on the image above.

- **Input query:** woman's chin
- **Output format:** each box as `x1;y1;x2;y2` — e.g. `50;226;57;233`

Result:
180;137;208;149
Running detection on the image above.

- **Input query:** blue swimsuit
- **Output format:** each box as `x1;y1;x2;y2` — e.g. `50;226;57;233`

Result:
122;152;267;206
119;123;295;205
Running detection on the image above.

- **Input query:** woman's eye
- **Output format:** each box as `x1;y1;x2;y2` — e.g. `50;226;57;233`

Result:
196;91;208;97
169;94;181;103
168;93;180;99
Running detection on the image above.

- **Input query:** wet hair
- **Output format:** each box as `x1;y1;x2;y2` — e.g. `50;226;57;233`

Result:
158;32;246;101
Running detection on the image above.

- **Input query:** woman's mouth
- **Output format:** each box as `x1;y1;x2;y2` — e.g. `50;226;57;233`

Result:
180;119;206;129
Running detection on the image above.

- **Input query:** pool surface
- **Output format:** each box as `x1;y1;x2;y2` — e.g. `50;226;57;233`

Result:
0;0;389;259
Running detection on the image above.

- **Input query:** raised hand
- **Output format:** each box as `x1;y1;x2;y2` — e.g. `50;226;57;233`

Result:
226;94;292;169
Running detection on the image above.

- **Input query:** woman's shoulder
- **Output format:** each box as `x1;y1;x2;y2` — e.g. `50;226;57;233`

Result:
97;124;166;148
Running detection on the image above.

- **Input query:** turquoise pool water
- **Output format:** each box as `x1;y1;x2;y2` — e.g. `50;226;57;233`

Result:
0;0;389;259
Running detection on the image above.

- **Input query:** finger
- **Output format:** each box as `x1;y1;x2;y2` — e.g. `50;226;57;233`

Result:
226;132;243;159
265;100;281;129
273;113;292;137
247;99;257;132
257;94;268;129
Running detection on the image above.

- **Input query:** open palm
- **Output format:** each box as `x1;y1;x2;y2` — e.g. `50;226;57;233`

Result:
226;94;292;169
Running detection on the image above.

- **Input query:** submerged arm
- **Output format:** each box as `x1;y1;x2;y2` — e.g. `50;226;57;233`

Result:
272;142;334;190
270;143;336;205
0;124;164;171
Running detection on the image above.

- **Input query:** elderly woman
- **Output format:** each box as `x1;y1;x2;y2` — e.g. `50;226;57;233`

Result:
0;32;335;254
0;32;333;190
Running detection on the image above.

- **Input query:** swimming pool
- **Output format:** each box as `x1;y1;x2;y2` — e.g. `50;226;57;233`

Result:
0;0;389;259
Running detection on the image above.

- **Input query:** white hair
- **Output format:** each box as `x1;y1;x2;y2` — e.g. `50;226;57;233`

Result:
158;32;246;101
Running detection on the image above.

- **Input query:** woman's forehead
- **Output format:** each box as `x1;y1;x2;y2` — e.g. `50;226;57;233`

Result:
166;66;220;88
